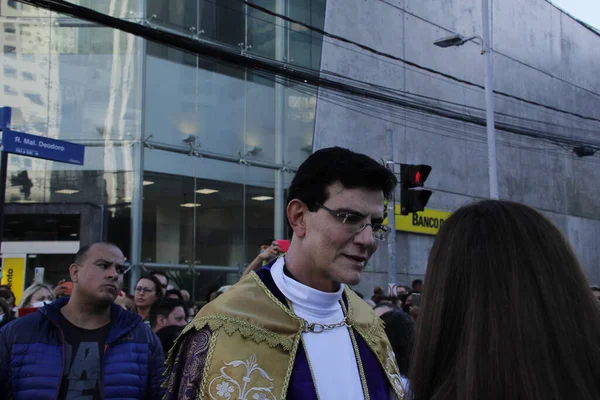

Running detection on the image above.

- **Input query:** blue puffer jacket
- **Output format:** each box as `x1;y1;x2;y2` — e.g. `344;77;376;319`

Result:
0;297;166;400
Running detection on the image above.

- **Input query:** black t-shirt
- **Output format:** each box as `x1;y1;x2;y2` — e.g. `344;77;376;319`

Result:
57;312;111;400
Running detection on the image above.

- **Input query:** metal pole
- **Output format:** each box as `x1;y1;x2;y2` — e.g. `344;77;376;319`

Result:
129;2;147;293
386;129;397;297
0;107;12;269
0;152;8;260
482;0;499;199
141;262;240;273
273;0;286;239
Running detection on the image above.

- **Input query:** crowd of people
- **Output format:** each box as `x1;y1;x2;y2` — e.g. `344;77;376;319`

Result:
1;147;600;400
0;270;196;352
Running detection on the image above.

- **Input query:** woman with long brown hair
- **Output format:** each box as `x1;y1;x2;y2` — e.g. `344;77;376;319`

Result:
409;200;600;400
133;275;163;322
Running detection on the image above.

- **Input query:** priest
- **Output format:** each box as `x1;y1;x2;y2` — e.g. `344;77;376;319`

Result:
164;147;405;400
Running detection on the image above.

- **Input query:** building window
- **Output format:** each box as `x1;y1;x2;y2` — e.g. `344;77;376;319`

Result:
4;85;18;96
3;45;17;56
22;72;36;81
4;66;17;78
4;24;16;34
24;92;44;106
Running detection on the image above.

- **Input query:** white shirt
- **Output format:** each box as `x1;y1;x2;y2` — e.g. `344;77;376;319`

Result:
271;258;365;400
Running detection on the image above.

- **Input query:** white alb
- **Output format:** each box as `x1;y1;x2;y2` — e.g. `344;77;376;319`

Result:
271;257;365;400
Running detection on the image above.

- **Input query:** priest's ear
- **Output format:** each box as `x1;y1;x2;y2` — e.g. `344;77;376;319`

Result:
287;199;307;238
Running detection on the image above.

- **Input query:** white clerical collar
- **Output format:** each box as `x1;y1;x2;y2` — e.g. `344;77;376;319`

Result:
271;257;344;316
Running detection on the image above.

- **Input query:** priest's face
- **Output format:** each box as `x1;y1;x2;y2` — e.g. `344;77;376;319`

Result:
303;182;384;290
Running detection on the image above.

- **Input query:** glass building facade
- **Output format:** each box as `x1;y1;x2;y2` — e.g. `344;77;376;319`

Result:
0;0;326;303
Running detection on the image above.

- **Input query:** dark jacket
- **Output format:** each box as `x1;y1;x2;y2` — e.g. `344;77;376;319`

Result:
0;297;166;400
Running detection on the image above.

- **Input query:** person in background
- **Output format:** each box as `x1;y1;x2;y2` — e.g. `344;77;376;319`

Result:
396;286;408;296
0;286;16;316
394;293;406;309
114;290;135;312
373;301;401;317
591;285;600;304
372;285;385;301
134;275;163;322
402;291;418;314
201;285;231;310
180;289;191;302
217;285;231;295
54;279;73;299
0;299;16;329
241;240;282;277
18;283;55;309
183;301;197;323
409;200;600;400
380;310;414;386
149;298;188;333
0;241;166;399
411;279;423;293
165;289;184;302
205;286;220;305
150;271;168;296
156;325;185;357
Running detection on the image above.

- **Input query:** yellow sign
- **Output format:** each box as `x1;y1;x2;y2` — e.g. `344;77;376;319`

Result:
387;206;451;235
1;257;26;305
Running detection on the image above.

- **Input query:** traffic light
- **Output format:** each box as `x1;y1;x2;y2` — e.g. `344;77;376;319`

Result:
400;164;432;215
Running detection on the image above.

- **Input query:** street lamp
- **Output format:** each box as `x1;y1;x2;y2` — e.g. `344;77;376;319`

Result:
433;1;499;200
573;146;596;158
433;34;485;54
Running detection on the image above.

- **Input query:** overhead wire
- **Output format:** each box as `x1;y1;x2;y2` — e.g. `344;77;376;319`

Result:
257;69;600;160
321;69;600;135
189;0;600;143
159;0;600;134
261;69;600;164
243;0;600;123
377;0;600;102
273;70;600;151
303;88;600;164
16;0;600;156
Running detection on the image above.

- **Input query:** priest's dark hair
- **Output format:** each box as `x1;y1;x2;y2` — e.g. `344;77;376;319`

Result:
409;200;600;400
287;147;397;212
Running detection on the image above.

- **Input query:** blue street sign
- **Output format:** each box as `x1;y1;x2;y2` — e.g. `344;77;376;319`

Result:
2;129;85;165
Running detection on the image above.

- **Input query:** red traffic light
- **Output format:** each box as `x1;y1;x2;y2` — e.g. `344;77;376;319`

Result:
400;163;433;214
401;164;431;188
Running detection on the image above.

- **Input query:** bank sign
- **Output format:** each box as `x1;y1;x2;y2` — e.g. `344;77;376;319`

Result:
2;129;85;165
390;205;451;235
0;257;25;305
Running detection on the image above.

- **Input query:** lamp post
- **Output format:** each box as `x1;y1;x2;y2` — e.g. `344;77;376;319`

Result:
433;1;499;199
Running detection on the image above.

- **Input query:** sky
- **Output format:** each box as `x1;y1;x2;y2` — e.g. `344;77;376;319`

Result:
549;0;600;30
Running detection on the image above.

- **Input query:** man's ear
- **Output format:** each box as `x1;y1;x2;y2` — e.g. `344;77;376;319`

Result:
157;314;167;327
287;199;307;238
69;263;80;283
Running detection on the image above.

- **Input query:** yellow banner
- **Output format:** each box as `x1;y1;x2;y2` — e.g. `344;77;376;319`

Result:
1;257;26;305
387;206;451;235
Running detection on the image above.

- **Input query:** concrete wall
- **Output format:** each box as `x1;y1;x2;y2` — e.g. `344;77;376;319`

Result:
314;0;600;295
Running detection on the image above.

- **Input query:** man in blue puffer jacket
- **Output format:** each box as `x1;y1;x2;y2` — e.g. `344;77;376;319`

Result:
0;242;166;400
